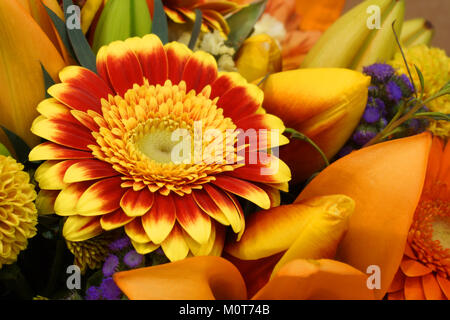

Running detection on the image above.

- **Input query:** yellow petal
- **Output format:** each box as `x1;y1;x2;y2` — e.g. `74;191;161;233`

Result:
225;194;354;262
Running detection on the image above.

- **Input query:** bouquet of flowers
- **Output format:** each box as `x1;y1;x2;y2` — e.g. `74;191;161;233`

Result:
0;0;448;302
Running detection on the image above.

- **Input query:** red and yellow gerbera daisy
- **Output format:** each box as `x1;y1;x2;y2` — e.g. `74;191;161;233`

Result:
387;137;450;300
29;34;290;261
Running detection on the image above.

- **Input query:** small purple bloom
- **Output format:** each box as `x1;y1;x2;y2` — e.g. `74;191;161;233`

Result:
99;277;122;300
385;81;403;103
363;63;395;83
109;235;131;252
378;117;388;129
398;74;415;95
85;286;101;300
352;126;377;146
363;106;381;124
103;254;119;277
123;250;144;268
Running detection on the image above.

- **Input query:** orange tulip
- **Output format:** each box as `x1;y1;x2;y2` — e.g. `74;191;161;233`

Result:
259;68;371;184
0;0;66;148
113;133;436;300
114;194;377;299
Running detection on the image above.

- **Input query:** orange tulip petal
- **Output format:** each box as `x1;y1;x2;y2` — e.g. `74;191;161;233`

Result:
113;256;247;300
253;259;374;300
296;133;432;299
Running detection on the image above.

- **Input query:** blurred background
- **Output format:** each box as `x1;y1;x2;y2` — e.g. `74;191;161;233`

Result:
344;0;450;52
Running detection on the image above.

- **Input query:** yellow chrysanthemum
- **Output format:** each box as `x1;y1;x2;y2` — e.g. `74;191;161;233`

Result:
0;155;37;268
389;45;450;137
66;236;111;274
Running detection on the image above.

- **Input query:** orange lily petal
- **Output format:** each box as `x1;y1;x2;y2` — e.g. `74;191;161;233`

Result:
113;256;247;300
0;0;66;147
296;132;433;299
253;259;374;300
226;195;354;263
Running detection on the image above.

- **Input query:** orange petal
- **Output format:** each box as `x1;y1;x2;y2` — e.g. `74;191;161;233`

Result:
387;290;405;300
29;142;94;161
226;195;354;263
63;159;119;183
120;188;155;217
295;0;346;31
182;51;218;93
35;160;78;190
142;193;176;244
436;275;450;299
252;259;374;300
387;269;406;293
125;217;150;244
404;277;426;300
164;42;192;85
212;176;270;210
125;35;168;86
296;132;432;299
161;224;190;261
100;208;134;231
400;258;432;277
422;273;446;300
76;177;125;216
113;256;247;300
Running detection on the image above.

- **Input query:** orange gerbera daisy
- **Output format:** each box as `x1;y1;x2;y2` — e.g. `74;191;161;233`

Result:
387;137;450;300
29;34;290;261
148;0;241;36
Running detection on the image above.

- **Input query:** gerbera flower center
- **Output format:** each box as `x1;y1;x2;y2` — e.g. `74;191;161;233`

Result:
89;79;242;196
408;195;450;277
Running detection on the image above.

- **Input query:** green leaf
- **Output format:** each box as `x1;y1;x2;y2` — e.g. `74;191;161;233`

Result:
414;65;425;98
43;5;77;60
0;142;11;157
188;9;203;50
0;126;31;164
63;0;97;72
41;63;56;98
413;112;450;121
226;0;267;50
152;0;169;44
131;0;153;36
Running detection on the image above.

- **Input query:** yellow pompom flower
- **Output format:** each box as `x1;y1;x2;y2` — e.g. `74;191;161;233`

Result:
389;45;450;137
0;155;38;268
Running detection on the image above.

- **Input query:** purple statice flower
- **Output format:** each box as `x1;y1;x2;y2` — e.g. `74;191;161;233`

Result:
103;254;119;277
397;74;415;96
123;250;144;268
363;63;395;83
385;81;403;103
352;126;377;146
85;286;101;300
108;235;131;252
362;106;381;123
99;277;122;300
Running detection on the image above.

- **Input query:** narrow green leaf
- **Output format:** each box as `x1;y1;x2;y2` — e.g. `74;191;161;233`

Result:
43;4;76;60
226;0;267;50
63;0;97;72
188;9;203;50
41;63;56;98
414;65;425;98
413;112;450;121
152;0;169;44
0;126;31;164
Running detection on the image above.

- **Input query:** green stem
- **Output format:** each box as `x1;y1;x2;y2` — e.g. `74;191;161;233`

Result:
284;128;330;167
